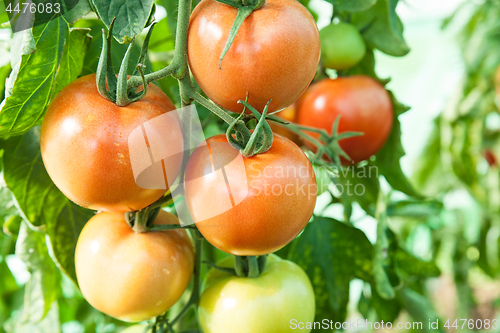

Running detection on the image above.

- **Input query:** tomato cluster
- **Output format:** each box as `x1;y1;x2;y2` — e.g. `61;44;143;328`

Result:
38;0;397;330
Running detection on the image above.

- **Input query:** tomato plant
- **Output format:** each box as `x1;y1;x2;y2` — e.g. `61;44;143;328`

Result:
320;22;366;70
187;0;320;113
1;0;489;332
40;74;184;212
297;75;393;164
75;210;194;322
198;255;315;333
184;133;316;255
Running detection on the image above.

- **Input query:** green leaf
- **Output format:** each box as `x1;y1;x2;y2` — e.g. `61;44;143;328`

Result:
1;127;94;284
387;200;443;218
0;258;18;296
376;92;422;198
373;194;395;299
336;163;380;216
0;18;68;137
0;63;12;102
53;28;92;95
398;288;445;333
75;18;149;76
395;248;441;278
342;49;390;85
288;216;373;324
370;283;401;322
16;223;61;323
62;0;93;23
161;0;179;43
5;300;61;333
352;0;409;56
335;0;376;12
91;0;155;43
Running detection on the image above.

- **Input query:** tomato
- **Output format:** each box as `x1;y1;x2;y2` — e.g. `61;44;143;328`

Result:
320;22;366;70
313;165;331;195
297;76;393;164
269;103;300;144
40;74;184;212
75;210;194;322
198;254;315;333
187;0;320;113
184;133;316;255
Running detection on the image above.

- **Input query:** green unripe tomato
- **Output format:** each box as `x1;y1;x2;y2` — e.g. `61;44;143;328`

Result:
320;22;366;70
314;165;331;195
199;254;315;333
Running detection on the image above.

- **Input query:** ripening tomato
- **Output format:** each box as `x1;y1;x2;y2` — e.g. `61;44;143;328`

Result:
198;254;315;333
320;22;366;70
184;134;317;255
40;74;184;212
297;76;393;164
187;0;320;113
75;210;194;322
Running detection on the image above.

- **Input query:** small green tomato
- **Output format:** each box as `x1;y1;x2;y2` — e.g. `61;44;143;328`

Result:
320;22;366;70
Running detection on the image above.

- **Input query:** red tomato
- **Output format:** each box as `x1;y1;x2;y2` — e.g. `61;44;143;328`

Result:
40;74;184;212
75;210;194;322
184;134;317;255
187;0;320;113
297;76;393;164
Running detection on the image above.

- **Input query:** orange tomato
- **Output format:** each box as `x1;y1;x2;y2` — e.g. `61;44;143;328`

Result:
40;74;183;212
184;134;316;255
187;0;320;113
75;210;194;322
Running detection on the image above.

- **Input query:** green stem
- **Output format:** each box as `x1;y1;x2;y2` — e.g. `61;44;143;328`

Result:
202;260;237;275
148;224;197;231
169;230;203;327
247;256;259;278
234;256;246;277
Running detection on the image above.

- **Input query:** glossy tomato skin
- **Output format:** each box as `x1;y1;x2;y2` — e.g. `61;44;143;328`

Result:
187;0;320;113
75;210;194;322
298;76;393;164
40;74;183;212
198;254;315;333
184;134;317;255
320;22;366;70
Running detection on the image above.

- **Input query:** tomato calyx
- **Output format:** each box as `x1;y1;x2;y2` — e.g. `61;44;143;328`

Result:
125;192;196;233
204;255;268;278
235;255;268;278
225;98;274;157
269;114;363;166
215;0;266;69
96;19;155;106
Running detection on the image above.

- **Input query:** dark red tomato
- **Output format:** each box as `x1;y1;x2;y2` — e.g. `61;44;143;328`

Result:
297;76;393;164
187;0;320;113
41;74;184;212
184;134;317;255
